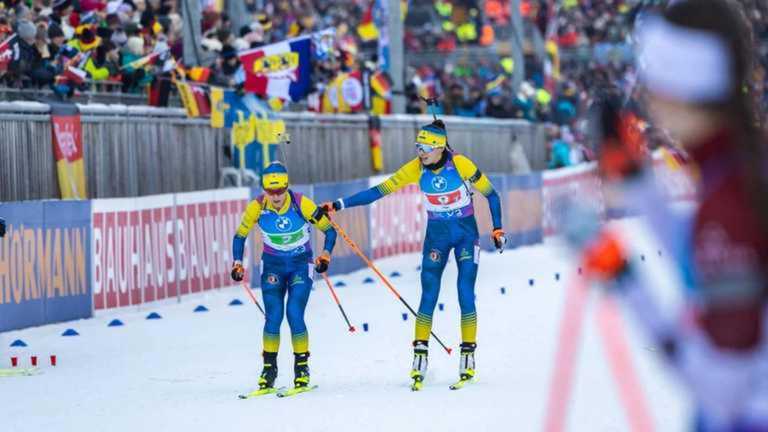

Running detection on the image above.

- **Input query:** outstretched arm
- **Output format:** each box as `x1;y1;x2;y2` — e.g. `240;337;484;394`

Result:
333;158;422;210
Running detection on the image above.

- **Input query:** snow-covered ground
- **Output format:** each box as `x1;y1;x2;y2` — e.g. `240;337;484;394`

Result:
1;223;690;432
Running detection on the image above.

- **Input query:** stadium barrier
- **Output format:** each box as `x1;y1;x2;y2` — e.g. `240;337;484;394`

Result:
0;157;694;331
0;102;545;202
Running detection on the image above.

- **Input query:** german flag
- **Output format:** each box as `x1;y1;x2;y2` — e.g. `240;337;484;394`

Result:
369;71;391;98
124;50;163;70
357;2;379;41
369;71;391;114
368;115;383;172
177;81;210;118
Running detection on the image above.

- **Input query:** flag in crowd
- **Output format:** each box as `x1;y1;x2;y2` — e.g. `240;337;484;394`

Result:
239;34;313;102
177;81;211;118
0;33;15;72
357;2;380;42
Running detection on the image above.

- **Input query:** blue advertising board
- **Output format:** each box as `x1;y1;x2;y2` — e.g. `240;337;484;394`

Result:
0;201;92;332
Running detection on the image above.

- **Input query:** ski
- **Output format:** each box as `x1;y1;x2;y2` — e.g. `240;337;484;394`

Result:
449;377;476;390
0;368;41;377
276;385;318;398
238;387;283;399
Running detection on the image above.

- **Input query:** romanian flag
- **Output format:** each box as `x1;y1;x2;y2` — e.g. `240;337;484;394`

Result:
50;103;87;199
238;35;313;102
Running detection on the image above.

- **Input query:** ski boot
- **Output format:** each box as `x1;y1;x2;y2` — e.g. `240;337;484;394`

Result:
450;342;476;390
274;352;317;397
238;352;278;398
410;340;429;391
293;352;311;388
259;351;278;390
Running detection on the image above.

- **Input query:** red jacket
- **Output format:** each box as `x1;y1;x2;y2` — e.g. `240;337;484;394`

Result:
689;129;768;351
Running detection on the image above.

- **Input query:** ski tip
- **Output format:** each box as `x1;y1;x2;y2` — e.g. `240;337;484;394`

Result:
349;326;356;332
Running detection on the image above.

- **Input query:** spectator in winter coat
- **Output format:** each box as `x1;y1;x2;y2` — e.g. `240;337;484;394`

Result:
47;23;66;60
9;19;54;87
442;83;465;116
90;40;120;81
547;126;571;169
67;25;113;80
121;36;149;92
210;44;242;87
485;88;512;118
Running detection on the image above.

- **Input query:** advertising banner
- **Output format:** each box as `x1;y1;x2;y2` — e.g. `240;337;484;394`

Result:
92;189;249;311
0;201;92;332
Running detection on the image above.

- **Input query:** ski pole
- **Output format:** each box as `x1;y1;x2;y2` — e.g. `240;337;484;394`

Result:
327;218;453;355
595;296;653;432
544;274;653;432
320;272;356;332
544;272;590;432
241;280;266;317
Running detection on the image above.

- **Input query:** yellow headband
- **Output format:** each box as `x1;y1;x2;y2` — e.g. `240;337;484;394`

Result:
262;172;289;190
416;129;447;147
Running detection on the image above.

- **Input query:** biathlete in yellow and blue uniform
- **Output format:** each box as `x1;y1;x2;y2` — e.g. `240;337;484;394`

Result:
322;120;505;389
231;162;336;393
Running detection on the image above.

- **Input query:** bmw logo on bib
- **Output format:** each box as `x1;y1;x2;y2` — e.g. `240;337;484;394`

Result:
431;176;447;191
275;216;292;232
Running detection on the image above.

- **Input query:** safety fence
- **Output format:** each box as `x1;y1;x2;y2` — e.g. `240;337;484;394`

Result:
0;158;694;332
0;102;545;202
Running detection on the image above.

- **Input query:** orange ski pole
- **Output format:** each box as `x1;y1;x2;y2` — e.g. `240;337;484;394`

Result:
320;272;356;332
327;218;452;355
241;279;266;317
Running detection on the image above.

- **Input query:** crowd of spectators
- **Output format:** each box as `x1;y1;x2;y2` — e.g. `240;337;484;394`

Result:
197;0;372;89
0;0;182;96
399;0;768;167
0;0;766;136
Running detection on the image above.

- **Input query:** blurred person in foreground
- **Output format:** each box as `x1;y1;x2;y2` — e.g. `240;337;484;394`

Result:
568;0;768;430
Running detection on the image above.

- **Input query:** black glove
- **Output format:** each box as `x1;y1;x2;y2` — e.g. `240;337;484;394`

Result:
0;218;5;238
314;253;330;274
231;261;245;282
318;200;343;218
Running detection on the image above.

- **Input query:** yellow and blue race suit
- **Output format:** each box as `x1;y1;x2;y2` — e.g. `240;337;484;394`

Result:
337;152;502;345
232;190;336;354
